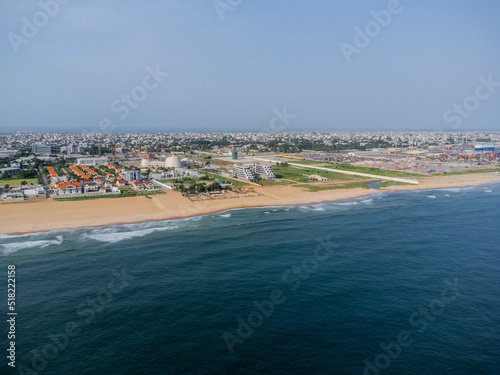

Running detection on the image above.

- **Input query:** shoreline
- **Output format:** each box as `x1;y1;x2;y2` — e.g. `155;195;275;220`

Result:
1;173;499;236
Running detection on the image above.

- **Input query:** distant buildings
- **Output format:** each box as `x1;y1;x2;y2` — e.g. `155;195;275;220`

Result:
32;144;51;154
0;149;18;158
61;144;85;154
76;157;108;166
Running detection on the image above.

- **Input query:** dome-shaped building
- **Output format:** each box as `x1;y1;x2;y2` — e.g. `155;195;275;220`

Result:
165;156;181;168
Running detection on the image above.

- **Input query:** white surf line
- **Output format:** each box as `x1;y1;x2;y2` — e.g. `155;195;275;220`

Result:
253;158;419;185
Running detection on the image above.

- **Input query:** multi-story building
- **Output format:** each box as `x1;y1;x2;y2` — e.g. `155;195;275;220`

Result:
32;144;51;154
253;164;276;179
76;157;108;166
0;149;18;158
233;163;276;180
123;170;141;182
233;165;257;180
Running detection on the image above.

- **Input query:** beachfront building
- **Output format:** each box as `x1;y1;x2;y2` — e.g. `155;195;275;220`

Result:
131;180;145;191
2;192;24;201
83;182;100;193
144;181;156;190
76;157;108;167
232;163;276;180
56;181;82;196
233;165;257;180
253;164;276;179
21;185;47;197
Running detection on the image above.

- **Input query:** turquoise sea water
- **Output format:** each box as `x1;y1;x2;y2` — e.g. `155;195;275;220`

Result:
1;184;500;375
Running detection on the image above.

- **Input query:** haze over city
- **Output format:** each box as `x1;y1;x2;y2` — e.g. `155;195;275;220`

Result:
2;0;500;133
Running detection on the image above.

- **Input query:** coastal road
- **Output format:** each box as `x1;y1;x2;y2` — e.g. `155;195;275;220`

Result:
253;158;420;185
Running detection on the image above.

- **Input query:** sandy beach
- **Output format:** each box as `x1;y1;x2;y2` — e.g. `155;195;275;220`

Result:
1;173;499;236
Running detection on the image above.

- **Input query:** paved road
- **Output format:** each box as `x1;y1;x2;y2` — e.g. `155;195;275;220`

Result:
37;165;51;196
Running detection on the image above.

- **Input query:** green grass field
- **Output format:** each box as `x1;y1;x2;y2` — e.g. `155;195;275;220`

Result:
273;165;364;182
199;172;248;186
298;181;373;192
292;160;414;178
442;168;500;176
0;178;39;186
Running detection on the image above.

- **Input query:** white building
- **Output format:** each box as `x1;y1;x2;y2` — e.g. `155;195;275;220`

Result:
76;157;108;166
233;165;257;180
232;163;276;180
21;185;47;196
140;155;183;169
2;192;24;201
253;164;276;179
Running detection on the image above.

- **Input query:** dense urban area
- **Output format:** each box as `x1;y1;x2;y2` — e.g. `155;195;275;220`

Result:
1;131;499;202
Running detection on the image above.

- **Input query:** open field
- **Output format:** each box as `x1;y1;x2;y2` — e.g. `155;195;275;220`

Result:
0;178;39;186
294;160;415;178
273;165;364;182
298;181;373;192
442;168;500;176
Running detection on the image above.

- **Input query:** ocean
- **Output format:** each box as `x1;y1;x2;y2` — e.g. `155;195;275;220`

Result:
1;184;499;375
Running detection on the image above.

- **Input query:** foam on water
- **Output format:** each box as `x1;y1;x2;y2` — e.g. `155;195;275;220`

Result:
81;224;179;243
1;236;63;255
335;201;360;206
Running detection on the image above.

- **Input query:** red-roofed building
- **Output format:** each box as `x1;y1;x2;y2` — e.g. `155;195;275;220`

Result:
131;180;145;191
56;181;82;195
144;181;156;190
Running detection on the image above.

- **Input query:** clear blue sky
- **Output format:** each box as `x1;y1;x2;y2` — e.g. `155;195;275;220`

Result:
1;0;499;133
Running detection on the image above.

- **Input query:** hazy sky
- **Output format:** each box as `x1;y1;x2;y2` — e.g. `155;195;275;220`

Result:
1;0;500;133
